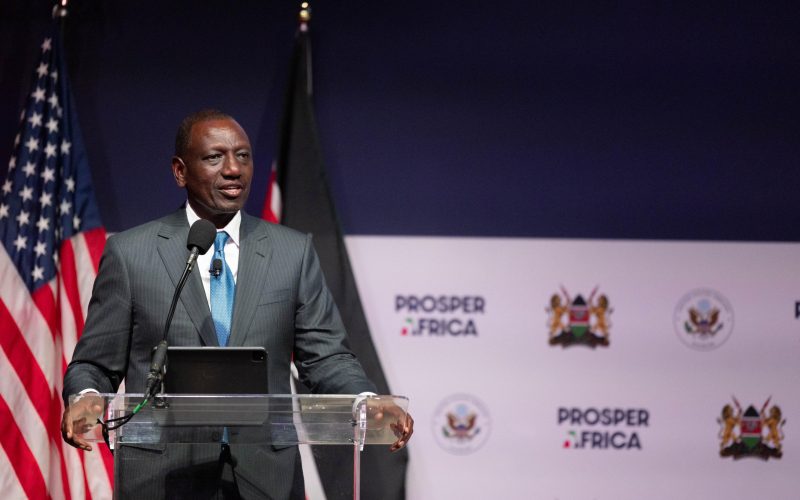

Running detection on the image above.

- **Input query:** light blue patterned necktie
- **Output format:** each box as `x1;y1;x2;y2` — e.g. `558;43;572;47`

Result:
210;231;235;347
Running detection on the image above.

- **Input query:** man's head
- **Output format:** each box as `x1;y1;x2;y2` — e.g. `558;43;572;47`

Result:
172;109;253;228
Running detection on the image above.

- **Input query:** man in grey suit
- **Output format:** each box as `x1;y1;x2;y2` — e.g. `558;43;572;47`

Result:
61;110;413;499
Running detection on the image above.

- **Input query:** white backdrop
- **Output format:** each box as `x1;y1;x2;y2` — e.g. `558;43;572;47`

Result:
346;236;799;499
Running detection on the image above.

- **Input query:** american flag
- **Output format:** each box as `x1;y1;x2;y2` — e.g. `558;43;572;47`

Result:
0;25;113;499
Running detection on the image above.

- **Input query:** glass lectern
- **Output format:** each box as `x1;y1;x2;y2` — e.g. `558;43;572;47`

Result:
72;393;409;499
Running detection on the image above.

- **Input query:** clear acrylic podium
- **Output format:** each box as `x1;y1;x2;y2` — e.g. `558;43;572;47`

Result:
73;393;409;499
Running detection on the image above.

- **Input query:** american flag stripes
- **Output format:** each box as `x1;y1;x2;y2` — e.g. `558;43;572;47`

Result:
261;162;281;224
0;25;112;499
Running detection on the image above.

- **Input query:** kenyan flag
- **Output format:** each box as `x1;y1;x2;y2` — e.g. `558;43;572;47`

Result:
740;406;762;449
260;16;408;498
569;295;590;337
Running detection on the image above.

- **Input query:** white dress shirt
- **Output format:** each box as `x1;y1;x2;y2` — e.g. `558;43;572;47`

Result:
186;203;241;307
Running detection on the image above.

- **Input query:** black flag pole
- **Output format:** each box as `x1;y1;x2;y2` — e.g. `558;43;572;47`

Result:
262;2;409;498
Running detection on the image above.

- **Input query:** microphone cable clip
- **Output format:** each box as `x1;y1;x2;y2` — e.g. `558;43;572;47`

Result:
210;258;223;278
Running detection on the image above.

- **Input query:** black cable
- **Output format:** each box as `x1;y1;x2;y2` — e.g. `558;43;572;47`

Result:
93;220;215;435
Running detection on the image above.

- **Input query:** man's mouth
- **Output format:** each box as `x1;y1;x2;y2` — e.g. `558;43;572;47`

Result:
219;184;243;197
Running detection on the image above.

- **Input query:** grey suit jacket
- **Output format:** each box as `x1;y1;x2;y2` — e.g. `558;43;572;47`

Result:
63;210;375;498
64;209;375;397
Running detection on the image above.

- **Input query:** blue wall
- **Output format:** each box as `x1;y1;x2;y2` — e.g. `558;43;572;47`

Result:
2;1;798;240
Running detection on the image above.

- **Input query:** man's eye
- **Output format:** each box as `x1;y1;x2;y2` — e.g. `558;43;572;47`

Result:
205;154;223;163
237;152;251;160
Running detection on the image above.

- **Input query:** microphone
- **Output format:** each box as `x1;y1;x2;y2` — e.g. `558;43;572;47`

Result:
144;219;216;398
186;219;217;271
210;258;223;277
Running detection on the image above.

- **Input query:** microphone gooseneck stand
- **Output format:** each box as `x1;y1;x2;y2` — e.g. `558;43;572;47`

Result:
99;219;217;433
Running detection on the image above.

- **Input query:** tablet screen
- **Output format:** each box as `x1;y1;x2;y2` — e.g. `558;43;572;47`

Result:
163;346;269;394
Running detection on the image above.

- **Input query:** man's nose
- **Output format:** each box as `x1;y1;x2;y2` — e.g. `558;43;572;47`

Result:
221;153;241;175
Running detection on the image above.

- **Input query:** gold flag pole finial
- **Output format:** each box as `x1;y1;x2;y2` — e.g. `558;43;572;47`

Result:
299;2;311;29
53;0;68;18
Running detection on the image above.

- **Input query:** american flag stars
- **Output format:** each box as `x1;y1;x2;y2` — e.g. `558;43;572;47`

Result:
33;240;47;257
25;136;39;153
40;167;55;183
15;210;30;226
59;199;72;215
46;117;58;133
36;215;49;232
23;161;36;177
0;34;82;291
28;111;43;127
13;233;27;251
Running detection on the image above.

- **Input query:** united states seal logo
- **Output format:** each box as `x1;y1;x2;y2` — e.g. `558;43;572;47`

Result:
432;394;491;455
673;288;734;351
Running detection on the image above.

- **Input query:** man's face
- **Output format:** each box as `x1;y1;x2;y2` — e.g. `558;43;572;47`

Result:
172;118;253;226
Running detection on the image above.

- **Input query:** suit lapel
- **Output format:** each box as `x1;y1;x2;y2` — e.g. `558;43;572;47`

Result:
156;210;218;347
229;214;273;347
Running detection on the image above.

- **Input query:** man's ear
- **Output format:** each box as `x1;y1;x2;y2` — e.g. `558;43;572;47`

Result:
172;156;187;187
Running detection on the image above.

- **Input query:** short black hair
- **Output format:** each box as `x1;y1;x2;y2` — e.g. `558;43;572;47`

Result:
174;109;233;157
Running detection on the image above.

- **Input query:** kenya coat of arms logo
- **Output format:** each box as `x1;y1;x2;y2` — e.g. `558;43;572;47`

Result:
547;286;612;348
718;396;785;460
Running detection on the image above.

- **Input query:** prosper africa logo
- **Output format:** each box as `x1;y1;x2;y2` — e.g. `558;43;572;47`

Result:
396;294;485;337
560;406;650;450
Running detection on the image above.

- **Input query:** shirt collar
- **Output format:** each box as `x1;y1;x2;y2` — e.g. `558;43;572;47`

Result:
185;202;241;247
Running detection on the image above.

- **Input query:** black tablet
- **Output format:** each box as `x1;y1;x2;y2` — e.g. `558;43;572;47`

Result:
163;346;269;394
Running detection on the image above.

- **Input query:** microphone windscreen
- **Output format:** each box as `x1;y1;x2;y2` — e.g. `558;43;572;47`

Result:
187;219;217;254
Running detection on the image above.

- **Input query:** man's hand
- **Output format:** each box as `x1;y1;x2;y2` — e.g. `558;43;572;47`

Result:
61;394;104;451
389;411;414;451
362;398;414;451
